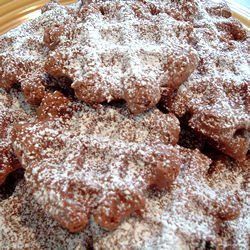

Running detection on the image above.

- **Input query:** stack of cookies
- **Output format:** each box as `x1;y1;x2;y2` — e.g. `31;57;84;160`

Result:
0;0;249;249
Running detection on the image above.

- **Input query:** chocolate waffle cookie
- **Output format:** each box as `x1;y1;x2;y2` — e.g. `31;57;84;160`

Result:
0;1;77;105
168;0;250;161
12;116;181;232
93;148;246;249
45;0;198;113
12;90;181;232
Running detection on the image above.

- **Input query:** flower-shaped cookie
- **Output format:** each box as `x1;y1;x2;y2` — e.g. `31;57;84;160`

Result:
45;0;198;113
13;117;181;232
168;0;249;160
